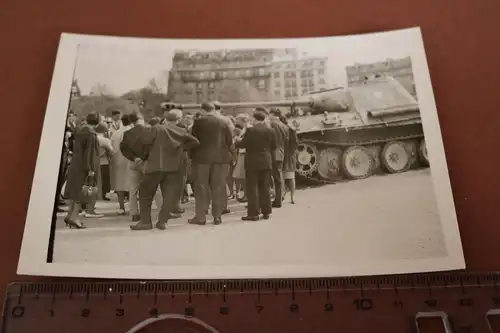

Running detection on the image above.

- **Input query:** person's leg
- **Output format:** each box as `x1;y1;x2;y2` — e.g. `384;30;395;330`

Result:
272;161;284;207
133;172;162;230
156;172;180;229
117;191;126;212
288;178;296;204
210;164;229;221
244;170;259;218
258;170;272;217
128;166;142;221
191;164;210;223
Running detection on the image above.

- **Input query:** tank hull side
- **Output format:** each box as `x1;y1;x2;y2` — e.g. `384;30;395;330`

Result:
297;122;424;144
294;122;426;183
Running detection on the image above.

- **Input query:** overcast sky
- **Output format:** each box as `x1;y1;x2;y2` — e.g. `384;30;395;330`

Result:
74;29;421;96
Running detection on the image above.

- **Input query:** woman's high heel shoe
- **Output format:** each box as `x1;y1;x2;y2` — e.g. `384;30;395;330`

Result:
66;219;87;229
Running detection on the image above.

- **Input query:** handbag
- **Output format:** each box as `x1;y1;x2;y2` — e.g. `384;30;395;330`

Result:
79;173;98;204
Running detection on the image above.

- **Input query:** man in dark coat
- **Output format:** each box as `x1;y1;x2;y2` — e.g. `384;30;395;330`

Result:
120;112;150;222
128;116;200;231
236;110;277;221
268;108;289;208
189;102;233;225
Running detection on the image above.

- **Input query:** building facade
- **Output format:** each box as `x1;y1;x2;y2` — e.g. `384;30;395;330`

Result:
167;49;329;103
345;57;417;98
269;57;328;99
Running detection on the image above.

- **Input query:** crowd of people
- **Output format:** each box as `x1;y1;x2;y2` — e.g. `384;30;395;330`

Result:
55;101;299;231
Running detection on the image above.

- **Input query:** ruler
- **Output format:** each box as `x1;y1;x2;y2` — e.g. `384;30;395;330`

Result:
3;273;500;333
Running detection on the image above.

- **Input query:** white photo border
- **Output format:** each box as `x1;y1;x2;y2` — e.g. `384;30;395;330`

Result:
17;27;466;279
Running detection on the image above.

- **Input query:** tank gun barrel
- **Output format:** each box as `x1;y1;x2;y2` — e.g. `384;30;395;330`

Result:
161;88;352;113
162;99;313;111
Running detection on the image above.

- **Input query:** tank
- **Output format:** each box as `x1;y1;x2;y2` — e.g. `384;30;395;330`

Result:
162;75;429;183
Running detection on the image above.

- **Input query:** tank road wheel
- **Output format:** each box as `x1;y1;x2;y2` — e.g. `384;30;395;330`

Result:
317;148;343;181
341;146;374;179
381;141;411;173
295;143;319;176
418;138;429;166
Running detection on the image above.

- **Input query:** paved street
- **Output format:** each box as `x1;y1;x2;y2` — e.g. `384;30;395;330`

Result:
52;169;447;267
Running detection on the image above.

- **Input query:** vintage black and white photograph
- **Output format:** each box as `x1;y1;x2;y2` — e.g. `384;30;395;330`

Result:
17;28;465;279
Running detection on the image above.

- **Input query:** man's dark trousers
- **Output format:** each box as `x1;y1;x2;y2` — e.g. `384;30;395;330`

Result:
272;160;284;205
139;171;180;225
193;163;229;220
173;164;187;211
56;148;69;201
246;169;272;217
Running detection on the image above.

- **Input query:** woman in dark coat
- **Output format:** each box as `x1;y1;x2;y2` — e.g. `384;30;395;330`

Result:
63;112;101;229
280;115;299;204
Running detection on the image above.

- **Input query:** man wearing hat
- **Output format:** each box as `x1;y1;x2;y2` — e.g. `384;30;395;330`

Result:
129;111;200;231
163;109;190;215
189;102;233;225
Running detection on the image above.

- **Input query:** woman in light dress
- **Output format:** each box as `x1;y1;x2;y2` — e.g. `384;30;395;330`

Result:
232;114;251;202
110;114;133;215
280;115;299;204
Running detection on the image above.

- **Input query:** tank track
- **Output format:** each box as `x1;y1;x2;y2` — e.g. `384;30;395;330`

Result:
296;133;425;185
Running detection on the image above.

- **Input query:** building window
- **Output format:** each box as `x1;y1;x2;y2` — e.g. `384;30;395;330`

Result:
317;69;325;75
258;68;265;75
258;80;265;89
208;82;215;89
273;72;280;78
319;78;326;84
199;72;205;79
246;69;252;76
291;90;297;97
302;90;308;95
208;90;215;101
275;81;281;87
196;83;202;90
234;71;240;77
291;81;296;87
210;72;216;79
274;90;280;97
285;80;291;88
319;60;325;66
196;92;203;103
285;90;290;98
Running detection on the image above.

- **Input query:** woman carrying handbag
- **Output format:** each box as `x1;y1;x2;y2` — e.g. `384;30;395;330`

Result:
63;112;101;229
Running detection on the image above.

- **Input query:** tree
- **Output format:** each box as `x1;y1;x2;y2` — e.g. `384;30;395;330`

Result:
218;79;271;115
89;83;113;96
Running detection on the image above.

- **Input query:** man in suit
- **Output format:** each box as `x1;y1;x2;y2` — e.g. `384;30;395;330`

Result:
236;110;277;221
128;112;200;231
189;102;233;225
268;108;289;208
212;100;234;215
